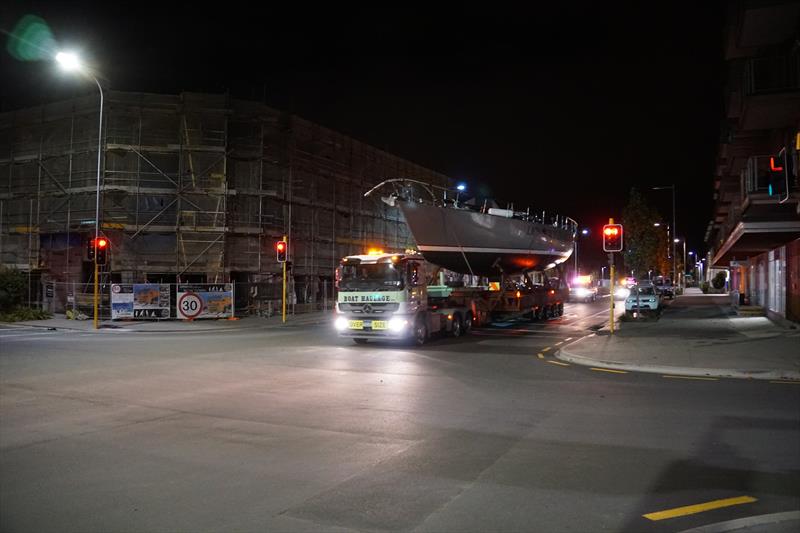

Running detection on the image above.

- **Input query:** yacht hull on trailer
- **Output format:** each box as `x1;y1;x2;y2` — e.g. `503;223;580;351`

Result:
397;201;574;277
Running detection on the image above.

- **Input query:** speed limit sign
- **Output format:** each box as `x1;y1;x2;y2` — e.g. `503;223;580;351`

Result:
178;292;203;319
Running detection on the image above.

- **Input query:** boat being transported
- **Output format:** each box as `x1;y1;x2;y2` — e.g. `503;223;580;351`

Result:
364;179;576;278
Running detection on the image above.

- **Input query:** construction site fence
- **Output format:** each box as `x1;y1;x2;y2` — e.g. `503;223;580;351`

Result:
24;280;337;320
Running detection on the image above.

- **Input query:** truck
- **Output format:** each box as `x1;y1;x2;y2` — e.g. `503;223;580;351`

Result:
334;250;568;345
568;274;598;303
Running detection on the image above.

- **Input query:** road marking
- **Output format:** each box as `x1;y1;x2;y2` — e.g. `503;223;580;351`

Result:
547;360;569;366
770;380;800;384
662;375;718;381
555;341;563;346
541;347;551;352
643;496;757;521
564;337;573;341
591;367;627;374
537;353;544;359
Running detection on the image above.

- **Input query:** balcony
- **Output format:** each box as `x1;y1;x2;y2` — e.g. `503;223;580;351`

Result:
710;154;800;266
740;53;800;130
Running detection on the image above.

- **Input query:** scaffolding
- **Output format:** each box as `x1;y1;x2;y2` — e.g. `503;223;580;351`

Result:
0;91;450;311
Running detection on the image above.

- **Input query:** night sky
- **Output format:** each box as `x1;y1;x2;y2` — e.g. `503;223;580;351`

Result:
1;2;726;268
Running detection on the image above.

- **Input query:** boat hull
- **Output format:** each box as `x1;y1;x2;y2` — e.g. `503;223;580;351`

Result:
397;202;573;276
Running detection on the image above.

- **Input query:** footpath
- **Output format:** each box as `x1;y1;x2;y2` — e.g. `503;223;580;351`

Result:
558;288;800;381
2;310;334;333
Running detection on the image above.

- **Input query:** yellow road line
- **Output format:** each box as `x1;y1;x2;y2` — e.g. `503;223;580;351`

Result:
643;496;757;521
770;380;800;384
591;367;628;374
555;341;563;346
547;360;569;367
662;375;718;381
564;337;573;341
541;347;551;352
537;353;544;359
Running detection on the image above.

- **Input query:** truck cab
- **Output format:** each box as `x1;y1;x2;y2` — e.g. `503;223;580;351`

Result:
334;252;471;345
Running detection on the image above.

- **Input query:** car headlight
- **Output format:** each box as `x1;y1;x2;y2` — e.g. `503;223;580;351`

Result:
574;288;590;297
615;288;630;298
388;317;408;332
335;317;348;330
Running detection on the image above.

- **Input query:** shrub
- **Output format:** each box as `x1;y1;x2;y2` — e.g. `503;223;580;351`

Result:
0;267;27;312
0;307;52;322
712;272;727;290
701;281;710;294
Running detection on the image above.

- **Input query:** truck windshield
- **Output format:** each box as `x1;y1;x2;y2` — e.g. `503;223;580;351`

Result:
340;263;404;291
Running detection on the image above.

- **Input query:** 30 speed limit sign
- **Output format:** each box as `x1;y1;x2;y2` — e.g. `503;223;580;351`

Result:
177;292;203;319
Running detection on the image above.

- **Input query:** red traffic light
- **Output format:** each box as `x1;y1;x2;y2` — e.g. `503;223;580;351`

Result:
276;241;286;252
602;224;623;252
96;238;108;249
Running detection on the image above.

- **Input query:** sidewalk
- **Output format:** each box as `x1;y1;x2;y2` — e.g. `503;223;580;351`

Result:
2;310;334;333
558;289;800;381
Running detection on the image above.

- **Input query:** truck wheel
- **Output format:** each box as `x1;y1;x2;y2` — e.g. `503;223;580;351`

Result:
353;338;368;345
413;319;427;346
557;303;564;316
451;315;462;337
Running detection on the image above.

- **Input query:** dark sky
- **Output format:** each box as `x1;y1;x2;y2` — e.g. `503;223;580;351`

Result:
1;2;725;267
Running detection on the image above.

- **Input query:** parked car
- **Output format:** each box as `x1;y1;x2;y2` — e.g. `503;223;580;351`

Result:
625;285;661;317
654;280;675;300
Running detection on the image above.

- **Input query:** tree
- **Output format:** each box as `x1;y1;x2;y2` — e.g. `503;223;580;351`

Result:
0;267;27;311
621;188;662;279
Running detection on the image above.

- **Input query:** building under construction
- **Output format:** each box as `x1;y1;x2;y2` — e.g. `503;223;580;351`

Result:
0;91;450;313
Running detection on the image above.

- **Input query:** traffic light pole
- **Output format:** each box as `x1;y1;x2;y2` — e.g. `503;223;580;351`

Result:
282;234;287;323
609;253;615;335
93;256;99;330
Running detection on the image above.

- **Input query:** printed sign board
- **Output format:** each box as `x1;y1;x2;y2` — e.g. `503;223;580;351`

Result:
176;283;234;319
111;284;171;319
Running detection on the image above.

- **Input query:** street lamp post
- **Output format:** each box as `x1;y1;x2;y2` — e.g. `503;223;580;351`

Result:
653;185;676;285
574;228;589;277
56;52;104;330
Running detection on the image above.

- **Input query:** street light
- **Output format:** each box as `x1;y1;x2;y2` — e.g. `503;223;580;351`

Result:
653;185;676;287
56;51;104;330
673;238;686;290
574;228;589;277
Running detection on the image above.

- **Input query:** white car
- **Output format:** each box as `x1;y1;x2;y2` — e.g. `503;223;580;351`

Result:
625;285;661;316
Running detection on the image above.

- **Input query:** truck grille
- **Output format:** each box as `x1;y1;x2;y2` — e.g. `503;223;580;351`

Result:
339;302;400;314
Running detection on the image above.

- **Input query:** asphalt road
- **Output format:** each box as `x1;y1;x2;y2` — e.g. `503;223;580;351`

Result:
2;298;799;532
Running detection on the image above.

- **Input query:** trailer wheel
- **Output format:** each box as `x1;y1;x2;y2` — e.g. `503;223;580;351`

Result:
353;338;368;345
451;314;463;337
413;319;427;346
463;312;473;334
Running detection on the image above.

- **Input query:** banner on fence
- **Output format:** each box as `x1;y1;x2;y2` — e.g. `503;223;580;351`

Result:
111;284;171;319
176;283;234;319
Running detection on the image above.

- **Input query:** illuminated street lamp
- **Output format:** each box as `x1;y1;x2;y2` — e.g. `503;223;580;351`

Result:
56;51;104;330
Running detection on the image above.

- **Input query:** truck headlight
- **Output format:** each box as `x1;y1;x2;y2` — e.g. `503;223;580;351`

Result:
615;288;630;299
388;317;408;332
335;317;348;330
574;288;590;297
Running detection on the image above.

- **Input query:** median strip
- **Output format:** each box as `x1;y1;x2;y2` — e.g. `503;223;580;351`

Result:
643;496;757;521
590;367;627;374
547;360;569;367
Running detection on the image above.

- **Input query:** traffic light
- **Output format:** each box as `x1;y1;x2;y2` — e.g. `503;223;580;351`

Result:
768;147;791;201
87;238;95;262
276;240;287;262
602;224;623;252
94;237;109;265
